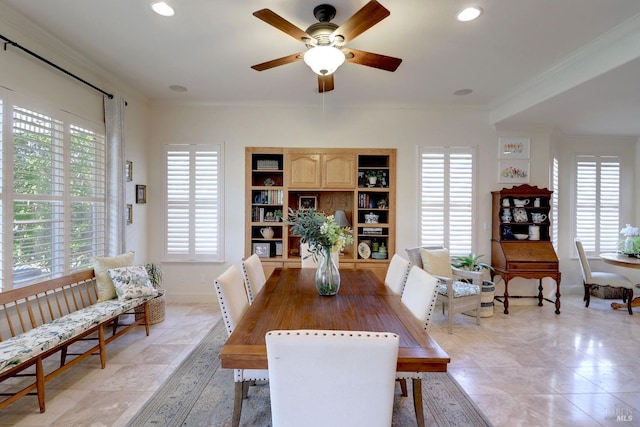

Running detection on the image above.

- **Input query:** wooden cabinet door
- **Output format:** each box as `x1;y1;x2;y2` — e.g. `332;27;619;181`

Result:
287;152;321;188
323;153;356;188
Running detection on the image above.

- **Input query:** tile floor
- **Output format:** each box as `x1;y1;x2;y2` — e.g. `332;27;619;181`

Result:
1;292;639;426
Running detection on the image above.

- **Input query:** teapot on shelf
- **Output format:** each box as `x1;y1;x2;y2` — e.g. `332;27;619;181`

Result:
260;227;274;239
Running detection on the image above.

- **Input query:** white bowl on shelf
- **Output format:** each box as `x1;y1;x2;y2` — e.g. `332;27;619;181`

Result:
513;233;529;240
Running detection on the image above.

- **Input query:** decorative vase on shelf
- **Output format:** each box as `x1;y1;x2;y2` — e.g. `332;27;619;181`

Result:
315;246;340;296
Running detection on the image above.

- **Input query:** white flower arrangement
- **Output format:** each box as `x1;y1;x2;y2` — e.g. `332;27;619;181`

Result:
620;224;639;237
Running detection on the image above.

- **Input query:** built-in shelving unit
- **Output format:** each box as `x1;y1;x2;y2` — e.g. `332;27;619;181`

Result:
245;148;396;281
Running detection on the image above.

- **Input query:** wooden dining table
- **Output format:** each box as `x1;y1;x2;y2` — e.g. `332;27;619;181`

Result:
219;267;450;427
600;252;640;310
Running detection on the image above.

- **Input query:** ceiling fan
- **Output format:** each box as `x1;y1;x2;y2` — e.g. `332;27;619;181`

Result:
251;1;402;93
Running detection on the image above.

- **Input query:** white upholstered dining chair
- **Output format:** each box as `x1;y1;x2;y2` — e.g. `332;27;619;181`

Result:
406;246;482;333
396;265;439;426
241;254;267;304
384;253;412;295
575;238;634;314
213;265;269;427
266;329;399;427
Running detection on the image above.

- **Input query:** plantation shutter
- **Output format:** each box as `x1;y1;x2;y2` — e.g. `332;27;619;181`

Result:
9;104;105;289
166;144;223;261
419;147;474;256
575;155;620;254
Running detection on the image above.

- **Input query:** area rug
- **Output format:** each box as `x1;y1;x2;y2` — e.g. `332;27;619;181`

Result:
127;321;492;427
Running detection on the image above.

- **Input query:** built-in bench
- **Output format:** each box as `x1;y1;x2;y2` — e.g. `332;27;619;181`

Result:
0;269;155;412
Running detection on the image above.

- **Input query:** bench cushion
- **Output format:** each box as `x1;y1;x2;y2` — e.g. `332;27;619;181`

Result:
0;296;152;375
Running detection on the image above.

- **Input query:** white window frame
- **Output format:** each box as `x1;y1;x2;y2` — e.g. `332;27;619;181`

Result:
551;156;559;251
1;89;106;291
164;143;224;262
573;154;621;256
418;146;476;256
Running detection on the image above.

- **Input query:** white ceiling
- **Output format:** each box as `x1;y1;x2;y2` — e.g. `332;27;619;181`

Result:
2;0;640;137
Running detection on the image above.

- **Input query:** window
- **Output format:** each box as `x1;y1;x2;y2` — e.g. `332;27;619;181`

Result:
574;155;620;255
1;91;106;291
165;144;223;261
419;147;475;256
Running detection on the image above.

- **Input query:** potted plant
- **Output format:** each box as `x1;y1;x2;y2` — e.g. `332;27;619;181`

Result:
145;263;164;291
136;263;165;324
364;170;382;186
451;253;493;274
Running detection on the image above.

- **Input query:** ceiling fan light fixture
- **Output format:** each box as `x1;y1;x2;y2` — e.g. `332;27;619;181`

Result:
151;1;175;17
457;7;482;22
303;46;345;76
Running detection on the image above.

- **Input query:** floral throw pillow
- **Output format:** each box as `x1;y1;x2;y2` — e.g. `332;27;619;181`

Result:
107;265;157;301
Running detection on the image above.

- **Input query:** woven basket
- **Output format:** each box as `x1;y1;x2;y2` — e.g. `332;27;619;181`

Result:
135;291;166;325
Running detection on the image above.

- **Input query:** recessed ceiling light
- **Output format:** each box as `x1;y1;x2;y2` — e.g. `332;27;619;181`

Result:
169;85;188;92
454;89;473;96
151;1;175;17
457;7;482;22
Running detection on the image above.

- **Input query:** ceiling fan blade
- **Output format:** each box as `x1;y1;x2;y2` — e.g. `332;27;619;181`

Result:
343;48;402;72
251;53;304;71
331;0;390;45
253;9;311;43
318;74;334;93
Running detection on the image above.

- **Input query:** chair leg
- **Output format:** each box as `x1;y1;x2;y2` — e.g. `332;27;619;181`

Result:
412;378;425;427
626;289;633;315
584;284;591;307
399;378;408;397
232;382;244;427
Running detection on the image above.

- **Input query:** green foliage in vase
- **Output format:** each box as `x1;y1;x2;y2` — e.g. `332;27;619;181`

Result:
285;208;353;261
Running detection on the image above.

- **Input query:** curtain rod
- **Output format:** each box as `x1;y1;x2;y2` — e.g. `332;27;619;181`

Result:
1;33;116;100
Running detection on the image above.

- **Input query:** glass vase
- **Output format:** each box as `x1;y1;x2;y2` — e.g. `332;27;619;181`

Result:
625;236;635;254
315;246;340;296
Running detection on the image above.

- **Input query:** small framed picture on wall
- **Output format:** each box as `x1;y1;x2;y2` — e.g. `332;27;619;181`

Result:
498;161;530;184
498;137;530;159
136;184;147;204
125;161;133;182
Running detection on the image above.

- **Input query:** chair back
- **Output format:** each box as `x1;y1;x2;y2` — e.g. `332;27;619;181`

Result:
300;242;339;268
214;265;249;336
266;329;399;427
385;254;412;295
241;254;267;304
405;245;443;269
574;238;592;283
401;266;440;329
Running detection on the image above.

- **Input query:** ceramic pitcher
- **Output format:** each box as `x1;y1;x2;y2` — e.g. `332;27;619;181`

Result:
260;227;274;239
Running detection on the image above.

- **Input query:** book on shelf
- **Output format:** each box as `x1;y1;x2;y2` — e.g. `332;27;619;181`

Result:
253;189;283;205
362;227;383;235
256;159;279;170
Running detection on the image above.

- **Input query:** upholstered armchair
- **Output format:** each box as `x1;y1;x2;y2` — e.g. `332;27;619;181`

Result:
406;246;482;333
